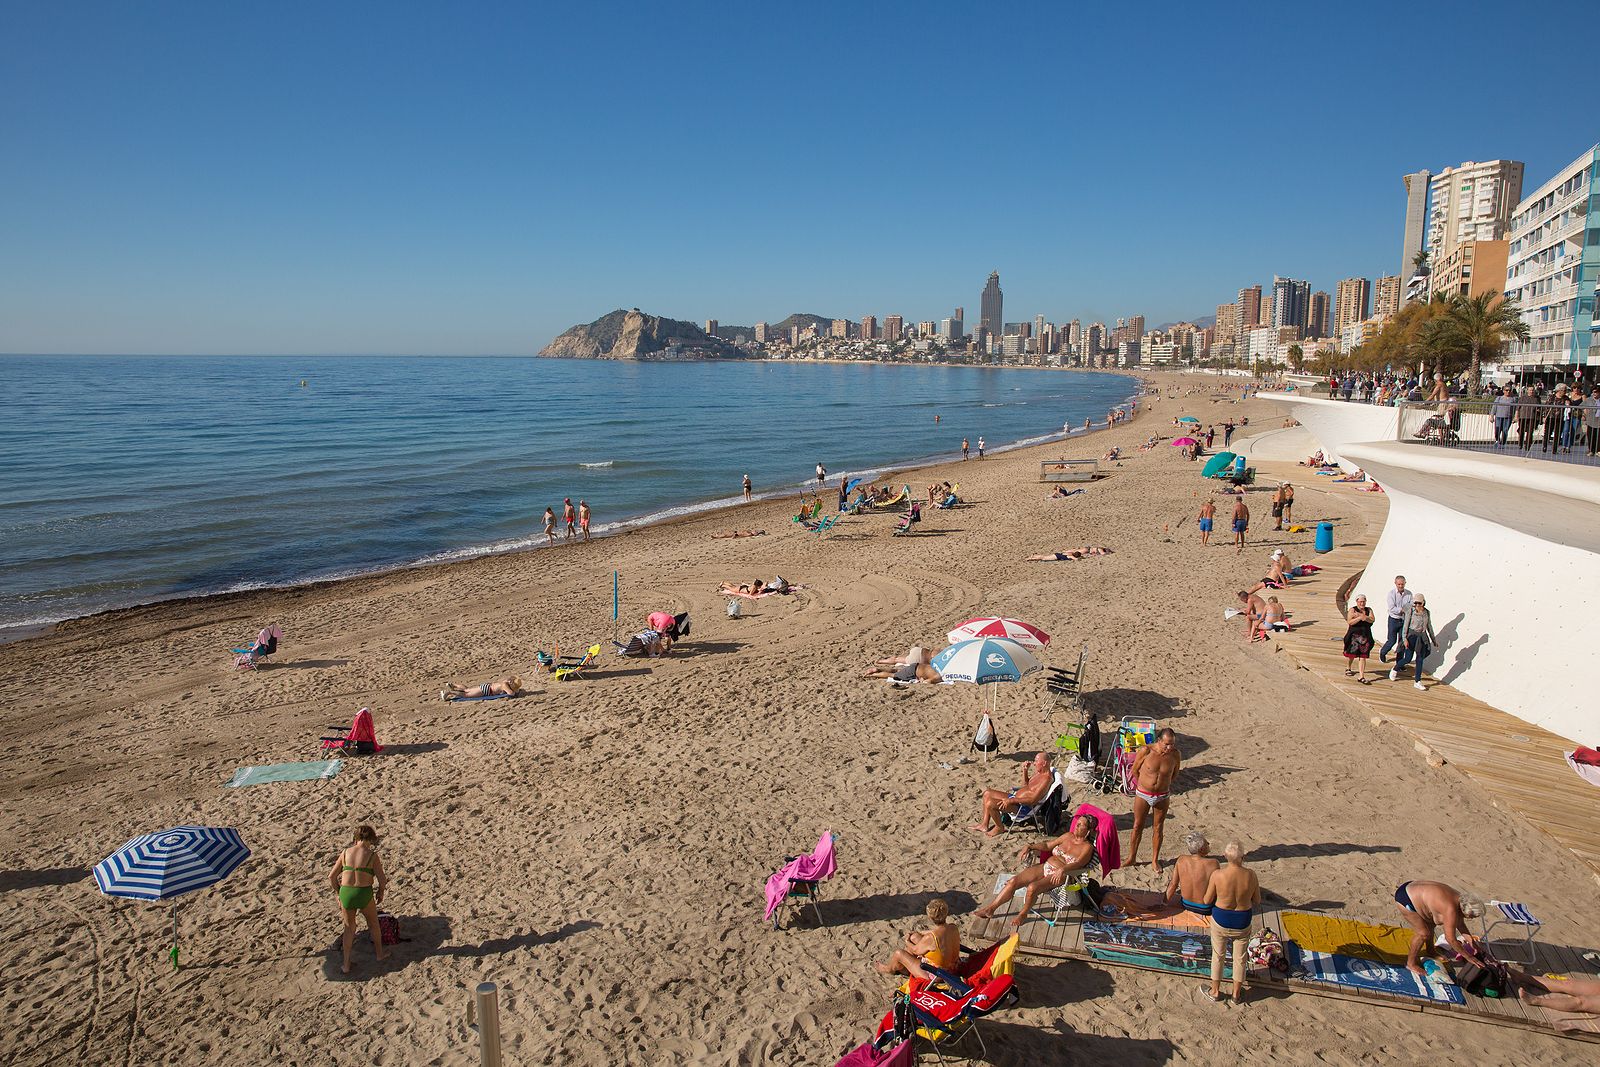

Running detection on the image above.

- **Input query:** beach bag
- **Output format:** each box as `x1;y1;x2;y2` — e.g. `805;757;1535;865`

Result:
971;714;999;757
377;912;402;945
1038;785;1065;835
834;1038;911;1067
1453;947;1508;998
727;599;742;619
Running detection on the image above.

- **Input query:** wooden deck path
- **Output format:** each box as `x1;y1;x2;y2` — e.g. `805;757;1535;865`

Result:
1249;468;1600;882
968;897;1600;1043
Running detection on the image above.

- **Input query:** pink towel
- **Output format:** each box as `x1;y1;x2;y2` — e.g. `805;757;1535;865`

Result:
764;831;836;920
1072;803;1122;874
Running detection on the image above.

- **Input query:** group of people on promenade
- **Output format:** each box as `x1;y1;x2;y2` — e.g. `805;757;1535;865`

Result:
1488;382;1600;454
541;498;591;545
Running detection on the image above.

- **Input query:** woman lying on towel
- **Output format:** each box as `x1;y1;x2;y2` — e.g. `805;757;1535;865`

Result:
1027;546;1114;562
441;675;524;701
719;576;803;598
973;816;1096;929
861;660;943;684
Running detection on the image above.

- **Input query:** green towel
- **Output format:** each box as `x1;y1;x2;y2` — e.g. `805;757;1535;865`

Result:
225;760;343;788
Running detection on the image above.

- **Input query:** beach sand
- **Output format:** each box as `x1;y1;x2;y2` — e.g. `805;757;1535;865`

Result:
3;370;1597;1065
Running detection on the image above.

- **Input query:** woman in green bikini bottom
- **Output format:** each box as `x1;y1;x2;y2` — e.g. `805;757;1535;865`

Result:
329;824;389;974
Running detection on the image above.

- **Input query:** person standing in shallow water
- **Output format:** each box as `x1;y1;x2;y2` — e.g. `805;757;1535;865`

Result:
543;506;556;545
742;473;751;502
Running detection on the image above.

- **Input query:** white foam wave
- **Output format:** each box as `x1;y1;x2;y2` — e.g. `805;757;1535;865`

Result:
579;461;614;468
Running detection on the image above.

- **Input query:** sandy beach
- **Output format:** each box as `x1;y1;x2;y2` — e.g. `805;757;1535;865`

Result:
3;369;1597;1066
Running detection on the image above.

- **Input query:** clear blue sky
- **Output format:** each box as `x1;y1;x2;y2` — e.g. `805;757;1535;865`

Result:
2;1;1594;354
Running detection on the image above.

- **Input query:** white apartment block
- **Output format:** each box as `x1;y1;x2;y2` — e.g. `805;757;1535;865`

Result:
1428;160;1524;266
1504;144;1599;368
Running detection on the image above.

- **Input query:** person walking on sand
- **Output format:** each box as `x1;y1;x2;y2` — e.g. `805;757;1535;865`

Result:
1223;419;1235;446
742;473;751;502
543;506;556;545
578;499;591;542
977;436;985;458
1393;879;1481;978
1203;842;1262;1003
1279;482;1294;526
563;498;577;541
961;437;970;460
330;825;389;974
1198;499;1216;546
1127;728;1180;872
1391;593;1439;691
1231;497;1250;554
815;462;827;485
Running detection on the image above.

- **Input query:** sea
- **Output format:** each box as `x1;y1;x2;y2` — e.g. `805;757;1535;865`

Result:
0;355;1138;637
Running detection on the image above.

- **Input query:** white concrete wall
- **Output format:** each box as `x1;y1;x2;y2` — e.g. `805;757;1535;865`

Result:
1257;392;1398;471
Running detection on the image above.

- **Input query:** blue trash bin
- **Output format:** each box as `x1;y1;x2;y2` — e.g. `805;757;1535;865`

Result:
1315;521;1334;553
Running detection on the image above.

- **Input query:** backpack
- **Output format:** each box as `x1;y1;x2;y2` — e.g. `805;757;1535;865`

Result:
1453;946;1509;998
1037;784;1065;836
377;912;402;946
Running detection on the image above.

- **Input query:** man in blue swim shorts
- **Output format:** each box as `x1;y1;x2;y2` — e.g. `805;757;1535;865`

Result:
1198;500;1216;546
1231;497;1250;555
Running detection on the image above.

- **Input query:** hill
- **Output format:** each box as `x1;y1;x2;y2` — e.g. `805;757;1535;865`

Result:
539;309;745;360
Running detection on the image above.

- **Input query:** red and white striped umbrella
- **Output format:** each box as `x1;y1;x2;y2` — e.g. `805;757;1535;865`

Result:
946;617;1051;649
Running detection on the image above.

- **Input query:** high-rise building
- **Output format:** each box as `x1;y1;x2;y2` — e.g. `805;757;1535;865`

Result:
1428;160;1524;269
980;272;1003;338
1504;144;1600;370
1126;314;1145;342
830;319;850;339
883;315;903;342
1238;285;1262;327
1372;275;1402;319
1035;314;1047;343
1400;169;1432;285
1214;302;1240;344
1261;296;1273;328
1334;278;1371;340
1271;277;1310;331
1307;291;1331;339
939;318;955;338
754;322;769;343
1429;240;1510;301
705;319;719;336
1067;319;1081;348
861;315;877;341
952;307;964;337
1086;322;1105;356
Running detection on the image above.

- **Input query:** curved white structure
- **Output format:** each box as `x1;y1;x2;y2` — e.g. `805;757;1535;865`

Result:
1261;392;1600;743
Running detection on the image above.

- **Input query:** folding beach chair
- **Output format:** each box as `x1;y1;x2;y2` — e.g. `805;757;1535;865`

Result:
810;514;839;535
552;645;601;681
1097;718;1156;796
891;503;922;536
766;832;838;930
872;935;1019;1064
1479;900;1543;964
1045;645;1089;714
319;706;382;755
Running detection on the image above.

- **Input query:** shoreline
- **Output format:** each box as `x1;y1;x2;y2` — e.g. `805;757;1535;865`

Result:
3;373;1149;648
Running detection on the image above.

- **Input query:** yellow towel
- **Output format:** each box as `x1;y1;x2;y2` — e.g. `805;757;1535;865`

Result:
1281;911;1413;965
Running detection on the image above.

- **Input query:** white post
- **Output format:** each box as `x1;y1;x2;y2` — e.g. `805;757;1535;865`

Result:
467;981;503;1067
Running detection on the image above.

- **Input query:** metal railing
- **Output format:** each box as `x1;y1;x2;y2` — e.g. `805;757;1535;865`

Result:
1396;400;1600;467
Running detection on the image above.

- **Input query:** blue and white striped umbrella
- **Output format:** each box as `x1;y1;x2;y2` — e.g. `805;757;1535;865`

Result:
931;637;1044;685
94;825;250;902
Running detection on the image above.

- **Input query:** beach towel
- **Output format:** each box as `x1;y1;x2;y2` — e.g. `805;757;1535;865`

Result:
448;691;516;702
833;1040;912;1067
1284;942;1466;1005
1280;911;1412;965
1072;802;1122;874
226;760;342;788
1566;750;1600;789
1101;888;1211;928
763;831;836;921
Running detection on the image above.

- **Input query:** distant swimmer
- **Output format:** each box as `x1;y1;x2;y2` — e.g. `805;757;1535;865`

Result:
934;414;941;423
300;380;307;387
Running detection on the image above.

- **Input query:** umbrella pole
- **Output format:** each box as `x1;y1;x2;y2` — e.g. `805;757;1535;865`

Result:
170;901;180;971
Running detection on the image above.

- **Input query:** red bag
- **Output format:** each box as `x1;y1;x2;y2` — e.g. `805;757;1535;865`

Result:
1572;746;1600;767
377;912;402;945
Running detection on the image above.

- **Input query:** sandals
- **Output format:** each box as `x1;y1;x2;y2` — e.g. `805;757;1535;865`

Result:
1344;669;1355;676
1357;677;1371;685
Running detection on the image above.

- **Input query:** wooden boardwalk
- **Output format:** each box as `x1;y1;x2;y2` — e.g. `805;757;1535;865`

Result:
1251;470;1600;882
969;896;1600;1043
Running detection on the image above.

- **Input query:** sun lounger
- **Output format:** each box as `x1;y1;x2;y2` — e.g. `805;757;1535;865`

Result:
553;645;601;681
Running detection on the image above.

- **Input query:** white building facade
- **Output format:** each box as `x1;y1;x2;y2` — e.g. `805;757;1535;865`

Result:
1503;144;1600;370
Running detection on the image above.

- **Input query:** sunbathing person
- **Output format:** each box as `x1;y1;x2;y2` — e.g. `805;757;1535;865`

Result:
1026;546;1113;561
1512;970;1600;1028
1260;597;1289;633
1048;486;1085;499
874;645;929;668
711;529;766;538
1235;590;1267;635
442;675;524;701
861;660;943;684
1165;831;1219;916
970;752;1054;836
1331;468;1367;482
973;817;1096;928
874;897;959;981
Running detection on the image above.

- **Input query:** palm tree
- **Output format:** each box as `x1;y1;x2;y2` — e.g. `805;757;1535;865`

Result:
1422;289;1529;389
1286;343;1304;372
1412;250;1431;273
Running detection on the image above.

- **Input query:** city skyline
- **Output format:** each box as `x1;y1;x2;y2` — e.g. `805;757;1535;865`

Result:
1;3;1595;355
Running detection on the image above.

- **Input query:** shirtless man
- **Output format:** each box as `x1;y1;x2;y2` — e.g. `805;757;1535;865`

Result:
577;500;591;542
970;752;1054;836
1236;590;1267;638
1164;831;1219;917
1204;842;1262;1002
1394;879;1482;978
1197;499;1216;546
973;816;1096;928
1127;728;1180;871
563;498;577;541
1231;497;1250;554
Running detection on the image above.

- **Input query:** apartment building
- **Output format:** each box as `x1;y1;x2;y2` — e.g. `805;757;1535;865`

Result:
1503;144;1600;369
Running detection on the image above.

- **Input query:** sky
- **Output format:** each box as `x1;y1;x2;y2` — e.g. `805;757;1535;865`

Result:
2;1;1595;355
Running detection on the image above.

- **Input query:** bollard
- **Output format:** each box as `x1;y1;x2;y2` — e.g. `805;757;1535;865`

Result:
467;981;503;1067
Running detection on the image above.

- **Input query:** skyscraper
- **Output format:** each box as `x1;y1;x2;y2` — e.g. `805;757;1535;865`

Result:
1427;160;1524;269
1307;291;1330;339
1372;275;1402;319
1334;277;1371;340
861;315;877;340
1214;302;1240;345
705;320;719;336
754;322;769;342
952;307;964;337
1271;277;1310;331
1400;169;1432;285
1238;285;1262;327
883;315;903;342
980;272;1003;338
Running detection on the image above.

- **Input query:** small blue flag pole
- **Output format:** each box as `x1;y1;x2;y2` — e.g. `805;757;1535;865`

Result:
613;570;620;640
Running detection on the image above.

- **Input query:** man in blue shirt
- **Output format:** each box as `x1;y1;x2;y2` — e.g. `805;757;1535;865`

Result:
1378;575;1414;664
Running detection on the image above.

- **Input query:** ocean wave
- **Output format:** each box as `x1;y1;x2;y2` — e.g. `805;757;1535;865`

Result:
579;461;615;468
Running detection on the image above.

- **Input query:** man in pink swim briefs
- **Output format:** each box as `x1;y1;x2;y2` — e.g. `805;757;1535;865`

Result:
1127;728;1181;872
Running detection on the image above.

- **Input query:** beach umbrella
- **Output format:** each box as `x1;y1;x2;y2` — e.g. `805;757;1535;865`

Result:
1177;416;1200;424
1202;452;1237;477
844;477;863;494
94;825;250;968
1171;437;1198;448
932;638;1044;757
947;617;1051;649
